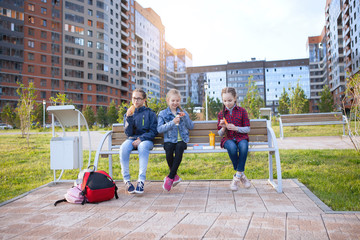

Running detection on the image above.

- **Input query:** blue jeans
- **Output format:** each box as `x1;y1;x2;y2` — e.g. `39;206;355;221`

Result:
224;139;249;172
119;139;154;182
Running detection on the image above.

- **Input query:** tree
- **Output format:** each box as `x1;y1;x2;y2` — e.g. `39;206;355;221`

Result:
83;105;96;128
107;101;119;125
1;103;16;127
278;88;290;114
319;85;334;112
342;73;360;152
202;96;222;120
289;82;309;114
240;77;264;118
96;106;108;127
147;97;167;115
49;93;71;105
16;82;36;143
184;97;198;121
117;101;131;124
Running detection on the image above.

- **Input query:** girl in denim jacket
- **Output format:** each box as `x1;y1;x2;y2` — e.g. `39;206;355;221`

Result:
157;89;194;191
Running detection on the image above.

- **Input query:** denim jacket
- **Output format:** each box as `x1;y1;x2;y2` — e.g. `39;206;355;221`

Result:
124;106;158;141
157;107;194;143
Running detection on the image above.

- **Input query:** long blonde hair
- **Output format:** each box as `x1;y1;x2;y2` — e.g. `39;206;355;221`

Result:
166;88;183;111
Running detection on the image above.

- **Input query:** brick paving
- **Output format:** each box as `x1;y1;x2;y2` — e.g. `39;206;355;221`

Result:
0;179;359;239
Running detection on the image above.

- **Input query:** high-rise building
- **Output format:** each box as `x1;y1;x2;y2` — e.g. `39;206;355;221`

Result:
134;2;165;99
325;0;360;110
265;59;310;113
0;0;25;109
0;0;134;113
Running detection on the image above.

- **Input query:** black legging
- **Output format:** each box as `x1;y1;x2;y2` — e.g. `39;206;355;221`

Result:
163;141;187;179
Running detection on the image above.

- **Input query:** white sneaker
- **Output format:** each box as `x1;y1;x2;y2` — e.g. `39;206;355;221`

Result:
230;175;240;191
240;174;251;189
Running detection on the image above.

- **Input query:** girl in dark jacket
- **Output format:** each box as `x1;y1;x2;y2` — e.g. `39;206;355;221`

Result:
120;89;158;194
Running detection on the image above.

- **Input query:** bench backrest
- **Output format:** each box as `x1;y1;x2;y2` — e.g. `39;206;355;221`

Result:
280;112;344;124
112;119;269;147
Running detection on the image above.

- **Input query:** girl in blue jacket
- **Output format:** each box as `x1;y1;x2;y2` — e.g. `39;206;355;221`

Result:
120;89;158;194
157;89;194;191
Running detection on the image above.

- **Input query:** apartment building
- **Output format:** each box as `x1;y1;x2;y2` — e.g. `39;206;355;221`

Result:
0;0;134;113
134;2;165;99
307;31;328;112
265;59;310;113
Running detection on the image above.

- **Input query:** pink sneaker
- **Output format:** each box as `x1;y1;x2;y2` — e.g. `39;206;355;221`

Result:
173;174;182;187
163;176;173;192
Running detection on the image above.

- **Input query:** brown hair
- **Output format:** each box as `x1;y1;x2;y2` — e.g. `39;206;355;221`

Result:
221;87;237;138
166;88;183;111
132;88;148;107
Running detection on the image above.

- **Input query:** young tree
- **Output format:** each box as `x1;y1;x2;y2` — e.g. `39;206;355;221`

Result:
49;93;72;105
202;96;222;120
1;103;16;127
16;82;37;143
83;105;96;128
184;97;198;121
278;88;290;114
117;101;131;124
147;97;167;115
96;106;108;127
289;82;309;114
319;85;334;112
107;101;119;125
342;73;360;152
240;77;264;119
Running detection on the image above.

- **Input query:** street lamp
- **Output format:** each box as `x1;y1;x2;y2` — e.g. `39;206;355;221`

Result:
204;81;208;121
43;100;46;129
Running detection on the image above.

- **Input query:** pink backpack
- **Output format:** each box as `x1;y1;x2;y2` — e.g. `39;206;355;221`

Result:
54;184;86;206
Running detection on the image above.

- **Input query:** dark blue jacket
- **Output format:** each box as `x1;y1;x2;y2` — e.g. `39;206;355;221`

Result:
124;106;158;141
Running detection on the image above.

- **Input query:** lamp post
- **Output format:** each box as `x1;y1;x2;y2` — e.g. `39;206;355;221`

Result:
43;100;46;129
204;82;208;121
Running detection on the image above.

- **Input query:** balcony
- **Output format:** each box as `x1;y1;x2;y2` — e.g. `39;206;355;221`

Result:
342;3;349;13
121;30;129;38
121;21;129;29
121;39;129;46
345;47;351;56
121;57;129;64
121;11;129;20
121;2;129;11
343;14;349;24
121;48;129;55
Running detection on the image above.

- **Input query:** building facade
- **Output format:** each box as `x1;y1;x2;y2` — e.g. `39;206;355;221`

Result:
307;30;328;113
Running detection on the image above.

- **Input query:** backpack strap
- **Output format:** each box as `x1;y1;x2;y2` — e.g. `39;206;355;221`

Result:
114;185;119;199
54;199;67;206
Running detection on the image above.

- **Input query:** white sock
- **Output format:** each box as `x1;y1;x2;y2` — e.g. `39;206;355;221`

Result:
235;172;243;178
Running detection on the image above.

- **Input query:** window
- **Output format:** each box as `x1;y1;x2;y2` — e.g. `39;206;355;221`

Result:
88;73;93;79
28;65;34;73
28;28;35;36
40;79;47;86
88;52;93;58
41;0;47;2
88;9;93;16
41;19;47;26
87;84;92;91
88;0;93;5
87;95;92;102
88;62;93;69
41;55;47;62
40;91;46;98
28;4;35;11
41;7;47;14
28;53;34;60
28;16;35;24
88;30;93;37
51;56;60;64
28;40;35;48
41;67;46;74
87;41;93;47
41;43;47;50
88;19;92;26
41;31;47;38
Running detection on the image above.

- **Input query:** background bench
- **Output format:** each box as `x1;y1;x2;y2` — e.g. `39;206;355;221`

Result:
94;119;282;193
279;112;347;139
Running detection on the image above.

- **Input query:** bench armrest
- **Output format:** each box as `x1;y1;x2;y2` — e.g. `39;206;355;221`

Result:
93;130;113;170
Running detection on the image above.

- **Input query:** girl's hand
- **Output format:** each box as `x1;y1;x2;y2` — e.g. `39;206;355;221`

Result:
178;112;186;117
219;119;226;127
226;123;238;131
173;115;180;125
127;105;135;117
132;138;141;148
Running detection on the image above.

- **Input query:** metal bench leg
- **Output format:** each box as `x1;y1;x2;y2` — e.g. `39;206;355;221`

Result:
274;149;282;193
109;155;113;178
268;152;273;182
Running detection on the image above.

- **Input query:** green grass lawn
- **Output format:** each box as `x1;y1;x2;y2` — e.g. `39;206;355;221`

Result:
0;129;359;211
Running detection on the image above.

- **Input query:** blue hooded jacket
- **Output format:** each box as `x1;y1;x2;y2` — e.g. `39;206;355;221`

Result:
157;107;194;143
124;106;158;141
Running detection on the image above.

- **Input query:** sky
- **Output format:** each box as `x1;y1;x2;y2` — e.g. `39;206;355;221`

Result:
135;0;327;67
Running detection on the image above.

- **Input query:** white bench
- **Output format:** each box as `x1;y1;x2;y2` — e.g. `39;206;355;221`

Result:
279;112;347;139
94;119;283;193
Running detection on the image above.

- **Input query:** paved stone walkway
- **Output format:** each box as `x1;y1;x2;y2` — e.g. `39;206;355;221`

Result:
1;179;359;239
